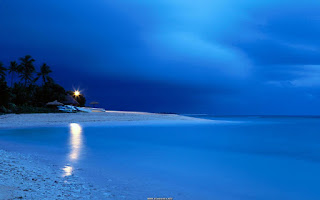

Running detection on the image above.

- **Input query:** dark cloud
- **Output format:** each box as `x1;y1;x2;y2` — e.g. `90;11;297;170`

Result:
1;0;320;114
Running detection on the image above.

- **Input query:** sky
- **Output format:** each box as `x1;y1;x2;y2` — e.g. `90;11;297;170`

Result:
1;0;320;115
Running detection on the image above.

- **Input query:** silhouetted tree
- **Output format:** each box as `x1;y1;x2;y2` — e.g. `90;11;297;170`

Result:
0;63;10;110
1;55;86;113
0;62;7;80
34;82;66;105
8;61;18;87
0;80;11;109
76;94;86;107
18;55;35;87
11;83;29;105
35;63;53;85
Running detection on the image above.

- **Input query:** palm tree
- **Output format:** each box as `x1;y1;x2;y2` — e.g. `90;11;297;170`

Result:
36;63;53;85
18;55;35;87
0;62;7;80
8;61;18;87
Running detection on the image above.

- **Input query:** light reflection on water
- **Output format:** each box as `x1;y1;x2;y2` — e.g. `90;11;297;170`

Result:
62;165;73;176
2;118;320;199
63;123;83;177
69;123;83;161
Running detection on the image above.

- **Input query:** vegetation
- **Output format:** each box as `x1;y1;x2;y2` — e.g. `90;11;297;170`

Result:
0;55;86;113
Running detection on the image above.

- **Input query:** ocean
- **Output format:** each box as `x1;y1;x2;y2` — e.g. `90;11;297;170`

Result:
1;116;320;200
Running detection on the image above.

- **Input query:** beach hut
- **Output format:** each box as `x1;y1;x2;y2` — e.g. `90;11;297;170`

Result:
90;101;99;108
46;100;63;106
63;94;79;106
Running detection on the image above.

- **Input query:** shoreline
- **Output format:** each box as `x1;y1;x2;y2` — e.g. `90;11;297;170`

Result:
0;111;211;199
0;111;210;129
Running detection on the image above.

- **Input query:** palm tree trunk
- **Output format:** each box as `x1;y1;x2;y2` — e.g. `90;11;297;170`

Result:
11;73;13;87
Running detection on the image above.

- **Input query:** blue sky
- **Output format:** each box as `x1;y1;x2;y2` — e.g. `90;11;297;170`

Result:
1;0;320;114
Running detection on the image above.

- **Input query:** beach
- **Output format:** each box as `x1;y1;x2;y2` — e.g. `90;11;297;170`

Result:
0;149;109;200
0;111;205;199
0;111;205;129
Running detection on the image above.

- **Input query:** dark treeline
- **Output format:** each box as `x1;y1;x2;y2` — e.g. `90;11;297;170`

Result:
0;55;85;113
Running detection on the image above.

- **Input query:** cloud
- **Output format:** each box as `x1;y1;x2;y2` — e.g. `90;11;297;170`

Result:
1;0;320;114
290;65;320;87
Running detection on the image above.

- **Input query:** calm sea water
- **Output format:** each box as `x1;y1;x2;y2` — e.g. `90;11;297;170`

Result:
1;116;320;200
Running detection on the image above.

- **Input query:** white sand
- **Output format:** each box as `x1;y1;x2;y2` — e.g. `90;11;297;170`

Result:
0;111;206;129
0;150;110;200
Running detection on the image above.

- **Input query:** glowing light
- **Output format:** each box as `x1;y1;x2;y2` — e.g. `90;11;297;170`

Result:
74;90;80;96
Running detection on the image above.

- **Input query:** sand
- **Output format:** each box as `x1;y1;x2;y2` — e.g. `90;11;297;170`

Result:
0;111;205;129
0;149;111;200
